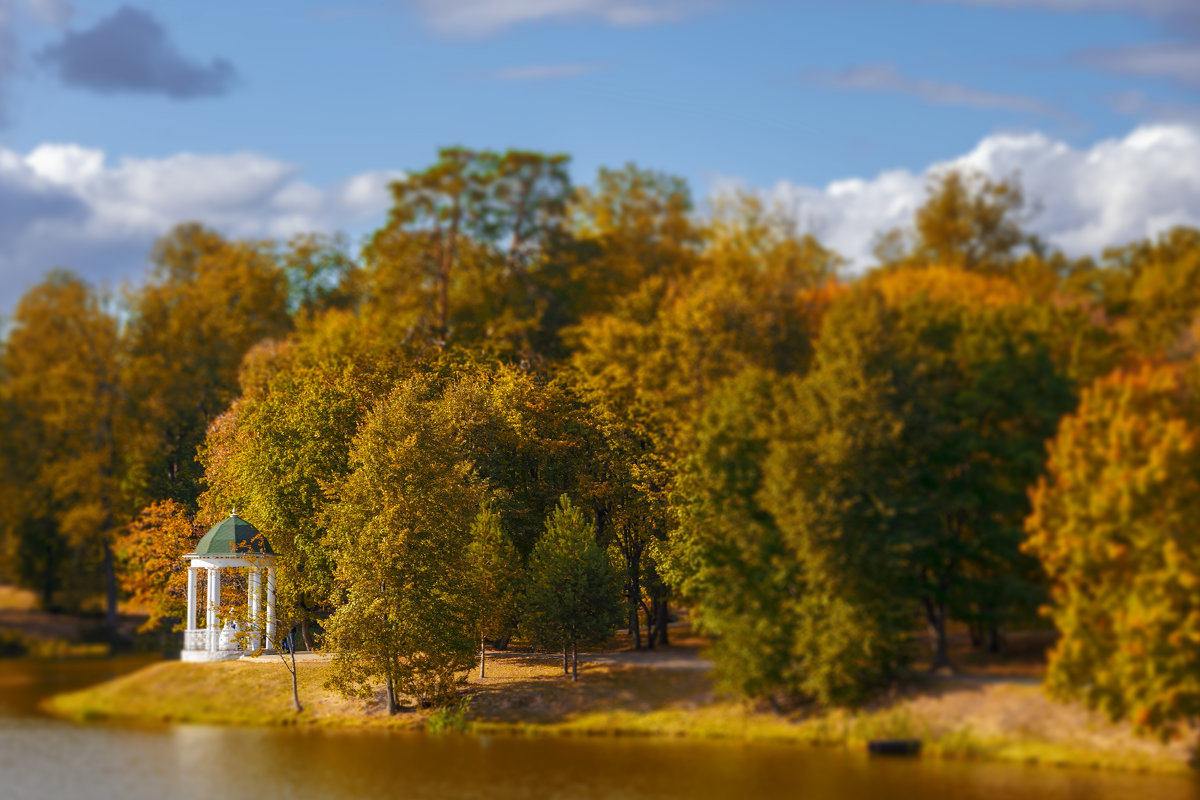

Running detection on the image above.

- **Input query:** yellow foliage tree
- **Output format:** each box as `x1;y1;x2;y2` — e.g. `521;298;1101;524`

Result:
1026;361;1200;738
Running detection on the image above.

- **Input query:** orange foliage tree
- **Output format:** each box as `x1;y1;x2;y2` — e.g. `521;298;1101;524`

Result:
116;500;199;635
1026;362;1200;737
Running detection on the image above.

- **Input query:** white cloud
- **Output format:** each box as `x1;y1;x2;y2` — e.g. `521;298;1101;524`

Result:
410;0;701;36
0;143;402;312
758;124;1200;270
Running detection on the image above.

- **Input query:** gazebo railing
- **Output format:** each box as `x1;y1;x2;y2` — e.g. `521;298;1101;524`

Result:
183;629;208;651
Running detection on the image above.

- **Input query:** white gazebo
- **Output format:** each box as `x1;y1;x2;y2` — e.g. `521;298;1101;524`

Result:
181;511;277;663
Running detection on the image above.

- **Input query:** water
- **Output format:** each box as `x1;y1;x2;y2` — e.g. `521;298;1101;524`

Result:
1;658;1198;800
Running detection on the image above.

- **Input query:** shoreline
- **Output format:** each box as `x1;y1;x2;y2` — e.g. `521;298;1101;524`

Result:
40;650;1198;776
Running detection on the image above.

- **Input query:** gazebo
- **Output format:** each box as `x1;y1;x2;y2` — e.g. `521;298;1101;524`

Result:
181;511;277;663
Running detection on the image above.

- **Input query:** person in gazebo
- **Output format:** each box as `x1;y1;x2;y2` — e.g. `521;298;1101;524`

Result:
180;511;278;663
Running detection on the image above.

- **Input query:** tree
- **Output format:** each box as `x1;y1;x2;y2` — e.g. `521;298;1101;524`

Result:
876;169;1037;273
115;500;199;638
863;269;1075;667
668;306;913;706
1025;362;1200;738
124;223;291;509
1;270;127;622
282;232;363;321
1090;226;1200;359
364;148;571;354
466;504;524;677
197;310;407;649
565;195;841;648
323;375;483;710
523;495;622;680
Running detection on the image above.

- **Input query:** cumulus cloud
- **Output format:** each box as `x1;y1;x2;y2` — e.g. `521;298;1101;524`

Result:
0;144;402;312
37;5;237;98
488;62;609;80
410;0;702;36
811;64;1067;120
756;124;1200;270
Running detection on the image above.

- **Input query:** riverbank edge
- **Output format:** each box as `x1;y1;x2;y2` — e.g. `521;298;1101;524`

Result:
42;660;1194;777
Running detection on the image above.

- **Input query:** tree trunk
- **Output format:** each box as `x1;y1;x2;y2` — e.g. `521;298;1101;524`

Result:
968;619;983;649
386;674;397;715
628;574;642;650
923;597;951;672
987;621;1005;654
655;598;669;646
640;598;655;650
290;644;303;713
571;641;578;682
296;597;316;650
479;631;486;678
102;539;118;631
563;642;569;674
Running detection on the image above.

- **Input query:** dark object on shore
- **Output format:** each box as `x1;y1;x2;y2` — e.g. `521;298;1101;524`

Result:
868;739;922;756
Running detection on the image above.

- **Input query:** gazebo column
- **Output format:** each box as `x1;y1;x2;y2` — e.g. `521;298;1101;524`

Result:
248;567;261;651
186;567;198;632
265;566;276;652
207;567;221;653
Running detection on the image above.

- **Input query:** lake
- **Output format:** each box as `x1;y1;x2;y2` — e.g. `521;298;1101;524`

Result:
1;657;1198;800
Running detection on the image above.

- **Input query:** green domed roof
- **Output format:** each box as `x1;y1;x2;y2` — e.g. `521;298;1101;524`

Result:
192;512;275;556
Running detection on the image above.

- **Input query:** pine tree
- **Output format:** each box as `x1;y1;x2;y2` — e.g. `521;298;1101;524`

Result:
523;495;622;680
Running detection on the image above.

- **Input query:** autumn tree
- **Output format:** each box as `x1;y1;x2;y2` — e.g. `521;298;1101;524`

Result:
364;148;571;355
1026;362;1200;738
566;193;840;647
124;223;291;509
116;500;199;639
198;310;407;648
876;169;1037;273
282;231;364;321
1083;226;1200;359
523;495;622;681
323;375;483;710
466;504;524;677
0;270;127;622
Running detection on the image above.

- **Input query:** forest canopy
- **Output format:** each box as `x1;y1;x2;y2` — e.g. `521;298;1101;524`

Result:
3;147;1199;727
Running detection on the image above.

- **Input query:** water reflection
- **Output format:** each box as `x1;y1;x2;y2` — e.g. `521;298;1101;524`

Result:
0;659;1197;800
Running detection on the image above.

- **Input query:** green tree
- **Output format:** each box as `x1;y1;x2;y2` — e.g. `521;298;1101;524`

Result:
466;504;524;677
668;310;912;706
1025;361;1200;738
323;376;483;710
523;495;622;680
884;290;1073;668
198;310;408;648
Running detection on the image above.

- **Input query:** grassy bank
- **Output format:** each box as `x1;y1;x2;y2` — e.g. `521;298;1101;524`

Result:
44;650;1196;775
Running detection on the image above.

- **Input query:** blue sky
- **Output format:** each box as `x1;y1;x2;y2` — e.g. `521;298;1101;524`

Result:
2;0;1199;309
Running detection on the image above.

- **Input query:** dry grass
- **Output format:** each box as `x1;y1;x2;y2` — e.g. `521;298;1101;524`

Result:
44;643;1197;775
0;585;37;612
